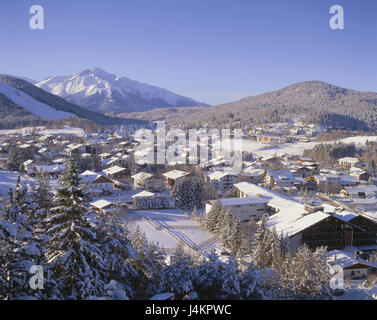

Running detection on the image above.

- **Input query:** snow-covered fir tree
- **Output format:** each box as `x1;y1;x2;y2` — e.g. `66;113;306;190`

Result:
170;177;204;210
96;209;136;299
158;245;196;300
0;178;43;299
229;216;242;257
45;158;105;299
204;200;225;233
219;208;233;249
250;214;270;269
130;226;166;299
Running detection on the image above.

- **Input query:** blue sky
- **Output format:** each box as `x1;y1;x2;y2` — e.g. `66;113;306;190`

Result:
0;0;376;105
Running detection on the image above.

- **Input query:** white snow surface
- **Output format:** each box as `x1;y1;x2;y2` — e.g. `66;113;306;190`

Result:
0;82;76;120
127;208;218;254
218;135;377;158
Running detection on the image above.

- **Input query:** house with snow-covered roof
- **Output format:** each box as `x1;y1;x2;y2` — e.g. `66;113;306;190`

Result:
35;164;65;179
338;157;362;170
234;182;377;251
208;170;239;193
264;170;303;190
206;196;272;222
340;185;377;200
102;165;130;181
80;170;113;196
131;172;164;192
162;170;190;188
327;249;377;279
91;199;121;214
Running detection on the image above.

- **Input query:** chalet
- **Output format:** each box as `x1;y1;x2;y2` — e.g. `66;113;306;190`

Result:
233;182;377;251
340;185;377;200
240;167;265;184
206;196;271;222
305;174;342;193
34;164;65;179
350;168;371;182
80;171;113;195
269;203;377;251
338;157;362;170
102;156;129;169
91;199;120;214
264;170;302;190
131;172;164;192
162;170;190;188
103;165;130;181
208;171;239;193
65;143;85;156
327;249;377;280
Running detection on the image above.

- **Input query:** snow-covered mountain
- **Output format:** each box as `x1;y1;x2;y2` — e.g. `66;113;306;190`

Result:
36;68;209;114
0;81;75;120
0;75;129;128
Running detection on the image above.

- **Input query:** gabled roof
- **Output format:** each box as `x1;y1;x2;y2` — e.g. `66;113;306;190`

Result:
131;172;154;180
103;166;127;175
133;190;155;198
91;199;113;209
162;170;190;180
80;171;111;184
208;171;237;180
327;250;377;269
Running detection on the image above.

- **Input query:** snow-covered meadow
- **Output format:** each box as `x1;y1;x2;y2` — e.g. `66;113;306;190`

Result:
127;208;218;255
219;135;377;158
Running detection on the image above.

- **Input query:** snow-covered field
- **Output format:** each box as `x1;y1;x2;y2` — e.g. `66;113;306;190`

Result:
219;135;377;158
127;208;218;254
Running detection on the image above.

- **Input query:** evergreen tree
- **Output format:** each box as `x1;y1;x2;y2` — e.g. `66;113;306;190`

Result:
130;226;166;299
96;210;136;299
45;158;105;299
229;216;242;257
204;200;225;233
219;208;233;249
240;263;264;300
158;245;196;300
0;178;42;299
250;214;270;269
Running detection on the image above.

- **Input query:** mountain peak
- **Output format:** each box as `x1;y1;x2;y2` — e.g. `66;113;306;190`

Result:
35;68;209;113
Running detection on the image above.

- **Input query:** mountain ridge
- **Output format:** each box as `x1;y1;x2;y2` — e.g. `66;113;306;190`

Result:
0;75;145;128
36;67;209;114
119;81;377;131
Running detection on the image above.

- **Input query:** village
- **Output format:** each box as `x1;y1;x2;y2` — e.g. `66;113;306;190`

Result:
0;122;377;299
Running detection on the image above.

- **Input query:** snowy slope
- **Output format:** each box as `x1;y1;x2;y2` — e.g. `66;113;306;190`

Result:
36;67;208;113
0;82;75;120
